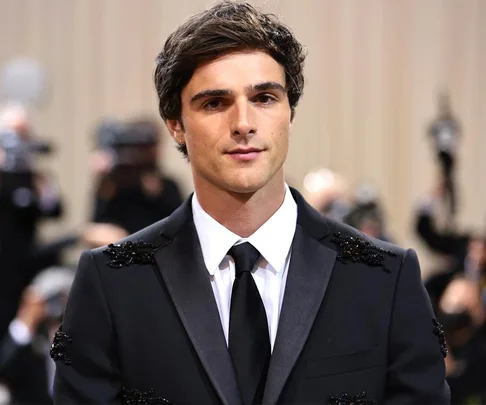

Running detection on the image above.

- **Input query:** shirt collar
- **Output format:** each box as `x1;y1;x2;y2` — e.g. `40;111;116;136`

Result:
192;185;297;275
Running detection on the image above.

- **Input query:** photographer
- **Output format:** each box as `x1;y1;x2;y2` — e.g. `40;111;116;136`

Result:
0;105;63;342
84;117;183;247
438;277;486;403
0;267;73;404
302;170;393;242
427;91;461;227
343;183;394;242
415;178;471;273
302;168;351;222
424;233;486;323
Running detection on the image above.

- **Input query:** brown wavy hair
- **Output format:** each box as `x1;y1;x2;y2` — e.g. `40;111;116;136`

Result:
154;1;306;157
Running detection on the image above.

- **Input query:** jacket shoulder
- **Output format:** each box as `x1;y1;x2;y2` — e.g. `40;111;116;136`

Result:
89;217;170;262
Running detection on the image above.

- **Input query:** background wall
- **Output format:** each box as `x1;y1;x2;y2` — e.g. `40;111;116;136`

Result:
1;0;485;276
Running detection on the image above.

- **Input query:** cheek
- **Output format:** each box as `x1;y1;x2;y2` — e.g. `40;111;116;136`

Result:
185;118;223;150
275;123;291;148
187;134;218;165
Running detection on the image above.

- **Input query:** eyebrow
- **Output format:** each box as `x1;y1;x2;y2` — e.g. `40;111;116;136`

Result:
190;81;286;104
248;81;286;94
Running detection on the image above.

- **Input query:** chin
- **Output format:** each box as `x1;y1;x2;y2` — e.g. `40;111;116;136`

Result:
226;184;262;194
224;177;268;194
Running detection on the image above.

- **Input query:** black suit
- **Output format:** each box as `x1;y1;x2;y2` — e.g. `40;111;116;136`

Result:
53;189;449;404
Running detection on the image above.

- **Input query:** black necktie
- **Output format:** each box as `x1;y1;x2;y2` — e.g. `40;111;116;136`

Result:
228;243;271;405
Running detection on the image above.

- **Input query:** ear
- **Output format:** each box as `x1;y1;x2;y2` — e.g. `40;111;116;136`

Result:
165;119;184;143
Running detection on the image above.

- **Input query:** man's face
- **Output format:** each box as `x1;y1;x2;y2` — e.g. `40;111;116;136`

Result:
169;51;292;194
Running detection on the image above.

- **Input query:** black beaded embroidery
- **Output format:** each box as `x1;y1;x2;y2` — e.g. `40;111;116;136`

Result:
103;240;159;268
49;325;72;365
119;387;172;404
332;232;397;272
329;391;378;405
433;319;448;358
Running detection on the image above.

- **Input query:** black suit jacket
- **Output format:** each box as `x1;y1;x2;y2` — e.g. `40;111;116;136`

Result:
53;189;449;404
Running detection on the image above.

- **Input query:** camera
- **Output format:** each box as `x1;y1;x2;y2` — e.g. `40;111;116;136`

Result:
96;118;159;168
0;128;54;210
97;118;158;149
0;128;52;173
94;118;161;189
342;184;389;240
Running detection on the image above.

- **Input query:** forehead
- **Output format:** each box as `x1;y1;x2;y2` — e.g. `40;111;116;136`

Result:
182;51;286;97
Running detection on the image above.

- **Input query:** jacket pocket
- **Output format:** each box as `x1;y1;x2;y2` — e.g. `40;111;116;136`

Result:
306;346;382;378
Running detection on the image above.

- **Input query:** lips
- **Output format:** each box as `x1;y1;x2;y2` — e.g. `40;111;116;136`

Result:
227;147;262;154
226;147;263;161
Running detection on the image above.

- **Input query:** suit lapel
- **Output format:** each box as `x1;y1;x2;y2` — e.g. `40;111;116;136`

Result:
153;200;241;405
263;190;337;404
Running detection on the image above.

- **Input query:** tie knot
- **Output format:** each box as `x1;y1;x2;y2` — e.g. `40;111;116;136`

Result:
228;242;260;276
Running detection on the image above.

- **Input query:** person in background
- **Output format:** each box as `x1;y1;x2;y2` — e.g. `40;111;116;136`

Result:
303;170;393;242
0;105;63;343
84;117;183;247
415;177;469;267
427;91;461;228
415;177;486;311
438;277;486;404
0;267;74;404
342;183;394;243
302;167;351;222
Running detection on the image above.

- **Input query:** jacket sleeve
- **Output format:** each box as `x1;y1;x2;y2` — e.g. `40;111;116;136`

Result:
53;250;121;404
384;249;450;404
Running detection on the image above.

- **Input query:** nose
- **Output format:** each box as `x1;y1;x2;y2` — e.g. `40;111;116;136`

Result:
231;100;256;137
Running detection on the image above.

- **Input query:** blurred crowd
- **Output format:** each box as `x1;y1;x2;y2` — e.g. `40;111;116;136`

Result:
0;105;183;404
0;93;483;404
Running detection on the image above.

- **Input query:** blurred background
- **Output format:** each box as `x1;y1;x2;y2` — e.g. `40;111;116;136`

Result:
0;0;485;403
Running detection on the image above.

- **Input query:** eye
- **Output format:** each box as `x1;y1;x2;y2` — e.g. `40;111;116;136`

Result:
202;98;225;111
254;94;277;105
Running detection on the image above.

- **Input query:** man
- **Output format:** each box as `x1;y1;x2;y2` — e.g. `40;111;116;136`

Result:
438;277;486;403
415;177;469;267
84;117;184;248
0;105;63;342
53;2;450;404
1;267;73;404
90;117;184;236
427;91;461;227
0;286;51;405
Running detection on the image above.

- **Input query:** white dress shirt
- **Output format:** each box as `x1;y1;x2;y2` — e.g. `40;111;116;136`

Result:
192;185;297;351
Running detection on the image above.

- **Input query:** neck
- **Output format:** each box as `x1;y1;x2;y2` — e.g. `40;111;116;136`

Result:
194;174;286;238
